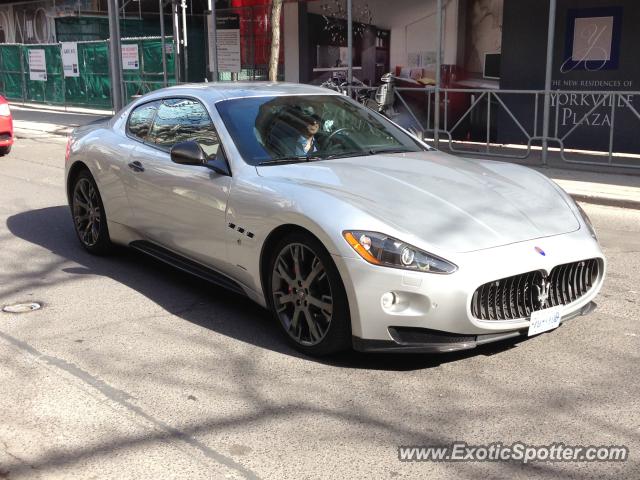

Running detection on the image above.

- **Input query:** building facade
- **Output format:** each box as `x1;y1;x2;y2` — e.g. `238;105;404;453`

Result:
0;0;637;158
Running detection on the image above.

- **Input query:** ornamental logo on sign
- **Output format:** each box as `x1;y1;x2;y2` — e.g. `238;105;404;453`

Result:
561;7;623;73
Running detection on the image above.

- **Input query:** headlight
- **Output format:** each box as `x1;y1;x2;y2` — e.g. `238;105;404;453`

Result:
576;203;597;240
0;103;10;117
343;230;457;274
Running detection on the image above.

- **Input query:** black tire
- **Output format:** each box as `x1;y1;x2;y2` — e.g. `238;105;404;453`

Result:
70;169;113;255
267;231;351;356
0;145;11;156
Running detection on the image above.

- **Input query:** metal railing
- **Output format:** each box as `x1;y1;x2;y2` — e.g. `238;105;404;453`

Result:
345;84;640;170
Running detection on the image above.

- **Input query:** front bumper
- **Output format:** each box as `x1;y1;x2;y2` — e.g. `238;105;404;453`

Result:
333;228;605;346
352;301;597;353
0;115;14;146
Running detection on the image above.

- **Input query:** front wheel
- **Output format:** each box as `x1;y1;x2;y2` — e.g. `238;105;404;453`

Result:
268;232;351;356
0;145;11;156
70;169;113;255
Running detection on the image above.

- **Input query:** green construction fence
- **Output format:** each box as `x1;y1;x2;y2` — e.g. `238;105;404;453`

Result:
0;37;176;110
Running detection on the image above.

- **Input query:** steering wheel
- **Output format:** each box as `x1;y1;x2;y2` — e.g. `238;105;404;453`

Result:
323;128;357;151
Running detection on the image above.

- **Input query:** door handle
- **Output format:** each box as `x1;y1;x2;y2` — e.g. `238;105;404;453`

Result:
128;161;145;173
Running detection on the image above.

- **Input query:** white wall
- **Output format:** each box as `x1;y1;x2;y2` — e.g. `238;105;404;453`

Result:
377;0;460;69
307;0;460;69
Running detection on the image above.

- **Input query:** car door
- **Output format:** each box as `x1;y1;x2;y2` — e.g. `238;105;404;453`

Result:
123;97;233;272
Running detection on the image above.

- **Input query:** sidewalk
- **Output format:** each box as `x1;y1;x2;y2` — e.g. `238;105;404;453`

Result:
532;167;640;209
10;103;640;209
11;104;112;138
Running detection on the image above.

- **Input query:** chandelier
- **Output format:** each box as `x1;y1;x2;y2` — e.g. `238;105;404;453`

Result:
319;0;373;43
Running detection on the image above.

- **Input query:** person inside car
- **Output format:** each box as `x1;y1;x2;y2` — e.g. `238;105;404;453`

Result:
293;113;321;156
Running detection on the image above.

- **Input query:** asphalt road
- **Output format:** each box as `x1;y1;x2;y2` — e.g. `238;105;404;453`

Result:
0;133;639;480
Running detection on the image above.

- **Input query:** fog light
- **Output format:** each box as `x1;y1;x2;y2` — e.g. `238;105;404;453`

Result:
381;292;397;309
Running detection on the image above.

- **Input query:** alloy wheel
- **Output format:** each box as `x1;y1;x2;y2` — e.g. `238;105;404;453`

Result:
271;243;334;346
73;177;101;247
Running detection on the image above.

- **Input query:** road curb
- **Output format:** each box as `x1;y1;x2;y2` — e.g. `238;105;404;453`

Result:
10;102;113;116
570;193;640;210
14;130;70;141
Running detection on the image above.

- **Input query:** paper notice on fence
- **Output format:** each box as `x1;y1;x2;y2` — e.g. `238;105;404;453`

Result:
28;49;47;81
61;42;80;77
122;44;139;70
215;14;241;73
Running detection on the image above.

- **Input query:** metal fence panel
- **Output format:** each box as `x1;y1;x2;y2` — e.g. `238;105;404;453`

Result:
214;5;281;81
0;45;24;101
122;38;176;103
63;41;112;108
23;44;65;104
0;37;175;109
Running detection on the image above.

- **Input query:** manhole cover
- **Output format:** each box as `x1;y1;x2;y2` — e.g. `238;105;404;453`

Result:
2;302;42;313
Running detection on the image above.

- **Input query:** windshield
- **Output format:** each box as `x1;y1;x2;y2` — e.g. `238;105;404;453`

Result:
215;95;426;165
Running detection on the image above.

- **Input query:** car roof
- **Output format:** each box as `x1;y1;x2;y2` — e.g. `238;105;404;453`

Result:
139;82;341;104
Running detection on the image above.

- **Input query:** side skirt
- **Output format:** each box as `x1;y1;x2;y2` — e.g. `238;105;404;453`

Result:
129;240;246;296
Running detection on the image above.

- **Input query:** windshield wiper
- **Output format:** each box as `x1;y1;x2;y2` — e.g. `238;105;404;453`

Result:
366;147;415;155
322;151;368;160
257;155;322;166
258;149;393;165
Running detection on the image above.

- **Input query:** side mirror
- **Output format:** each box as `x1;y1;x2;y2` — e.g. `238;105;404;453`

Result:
170;140;206;166
207;155;231;176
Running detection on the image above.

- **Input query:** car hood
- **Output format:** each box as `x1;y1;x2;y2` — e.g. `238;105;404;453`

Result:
256;151;580;253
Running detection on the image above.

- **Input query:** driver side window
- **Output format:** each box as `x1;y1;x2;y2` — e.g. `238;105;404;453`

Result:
148;98;221;158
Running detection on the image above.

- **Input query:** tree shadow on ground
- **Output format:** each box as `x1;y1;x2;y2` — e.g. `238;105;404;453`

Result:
6;205;527;372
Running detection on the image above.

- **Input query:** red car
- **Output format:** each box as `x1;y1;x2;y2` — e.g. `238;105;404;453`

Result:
0;96;13;155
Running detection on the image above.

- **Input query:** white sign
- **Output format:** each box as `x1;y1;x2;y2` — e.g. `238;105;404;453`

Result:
210;14;241;73
28;49;47;81
61;42;79;77
217;30;241;73
122;44;139;70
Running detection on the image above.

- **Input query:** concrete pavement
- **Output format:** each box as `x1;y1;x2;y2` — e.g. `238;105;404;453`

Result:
8;102;640;209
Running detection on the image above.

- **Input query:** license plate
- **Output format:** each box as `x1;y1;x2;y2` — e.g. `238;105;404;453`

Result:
528;306;562;336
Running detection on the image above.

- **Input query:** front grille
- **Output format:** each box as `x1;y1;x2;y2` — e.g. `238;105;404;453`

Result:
0;133;11;141
471;258;599;321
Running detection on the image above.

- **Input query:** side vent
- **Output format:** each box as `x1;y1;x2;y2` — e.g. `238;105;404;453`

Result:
228;222;254;239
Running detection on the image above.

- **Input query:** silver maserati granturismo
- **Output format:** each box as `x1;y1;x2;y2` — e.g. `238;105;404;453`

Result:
65;82;605;356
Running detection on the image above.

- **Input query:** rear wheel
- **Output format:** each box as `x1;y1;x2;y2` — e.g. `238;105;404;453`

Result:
268;232;351;356
70;169;113;255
